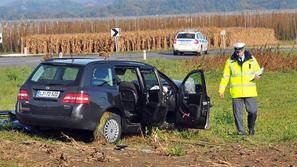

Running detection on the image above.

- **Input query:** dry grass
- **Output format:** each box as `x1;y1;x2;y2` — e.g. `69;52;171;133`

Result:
186;47;297;72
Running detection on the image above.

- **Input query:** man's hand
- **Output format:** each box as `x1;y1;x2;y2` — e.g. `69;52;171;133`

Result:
219;92;224;99
255;75;261;81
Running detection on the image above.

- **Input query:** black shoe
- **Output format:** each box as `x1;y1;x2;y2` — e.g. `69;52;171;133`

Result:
249;129;255;135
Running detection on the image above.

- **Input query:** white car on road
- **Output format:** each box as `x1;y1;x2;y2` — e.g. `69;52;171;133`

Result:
173;32;208;55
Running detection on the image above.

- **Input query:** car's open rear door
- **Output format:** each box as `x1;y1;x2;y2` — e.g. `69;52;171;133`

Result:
175;70;210;129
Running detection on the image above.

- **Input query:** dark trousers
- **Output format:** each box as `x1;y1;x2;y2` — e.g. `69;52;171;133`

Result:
232;97;257;134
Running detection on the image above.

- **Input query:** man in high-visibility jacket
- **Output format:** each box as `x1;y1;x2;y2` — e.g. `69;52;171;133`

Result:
219;42;261;135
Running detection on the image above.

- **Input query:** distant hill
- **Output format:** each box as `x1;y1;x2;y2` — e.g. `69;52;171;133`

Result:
0;0;296;20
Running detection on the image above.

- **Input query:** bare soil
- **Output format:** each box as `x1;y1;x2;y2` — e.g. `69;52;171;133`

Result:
0;132;296;167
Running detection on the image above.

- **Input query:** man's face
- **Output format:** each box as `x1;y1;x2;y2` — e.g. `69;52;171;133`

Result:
235;48;244;57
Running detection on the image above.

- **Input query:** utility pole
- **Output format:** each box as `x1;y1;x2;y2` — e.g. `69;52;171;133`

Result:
220;30;226;49
0;22;3;53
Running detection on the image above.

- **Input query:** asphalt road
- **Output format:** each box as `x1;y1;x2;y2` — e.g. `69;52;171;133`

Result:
0;49;232;67
0;47;295;67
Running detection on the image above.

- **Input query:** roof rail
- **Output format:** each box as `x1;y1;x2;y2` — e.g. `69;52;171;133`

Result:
44;57;96;61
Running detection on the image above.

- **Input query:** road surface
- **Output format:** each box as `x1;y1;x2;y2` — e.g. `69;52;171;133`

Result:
0;47;295;67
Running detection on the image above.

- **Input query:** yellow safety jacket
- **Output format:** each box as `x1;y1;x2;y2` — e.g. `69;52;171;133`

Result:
219;51;261;98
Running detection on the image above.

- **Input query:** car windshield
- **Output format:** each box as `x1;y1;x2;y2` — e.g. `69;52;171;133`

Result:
176;33;195;39
30;64;80;85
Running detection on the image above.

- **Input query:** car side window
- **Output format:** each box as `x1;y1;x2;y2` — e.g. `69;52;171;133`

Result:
91;67;113;87
115;68;139;85
141;70;160;91
184;72;203;94
196;33;200;39
197;33;204;39
159;74;174;94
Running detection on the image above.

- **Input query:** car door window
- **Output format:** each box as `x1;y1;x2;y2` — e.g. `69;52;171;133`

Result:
115;68;140;86
91;67;113;87
184;72;203;95
141;70;160;91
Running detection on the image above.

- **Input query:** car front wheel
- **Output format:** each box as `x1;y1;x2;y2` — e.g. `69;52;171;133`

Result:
94;112;122;144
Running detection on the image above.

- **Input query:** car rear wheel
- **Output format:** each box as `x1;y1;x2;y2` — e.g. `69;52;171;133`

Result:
196;46;202;56
94;112;122;144
173;51;178;55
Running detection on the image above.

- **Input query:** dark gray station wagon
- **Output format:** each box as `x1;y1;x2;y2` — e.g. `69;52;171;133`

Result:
16;58;211;143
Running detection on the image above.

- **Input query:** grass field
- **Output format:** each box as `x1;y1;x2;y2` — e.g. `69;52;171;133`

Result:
0;58;296;145
0;56;296;166
145;59;297;144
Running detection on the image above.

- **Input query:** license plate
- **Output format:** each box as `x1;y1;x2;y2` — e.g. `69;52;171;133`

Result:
36;90;60;98
179;40;190;45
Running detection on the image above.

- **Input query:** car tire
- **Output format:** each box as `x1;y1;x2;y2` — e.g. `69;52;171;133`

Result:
173;51;178;55
196;46;202;56
204;50;208;54
94;112;122;144
196;52;201;56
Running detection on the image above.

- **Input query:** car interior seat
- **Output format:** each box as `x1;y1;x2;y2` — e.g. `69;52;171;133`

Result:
119;81;139;112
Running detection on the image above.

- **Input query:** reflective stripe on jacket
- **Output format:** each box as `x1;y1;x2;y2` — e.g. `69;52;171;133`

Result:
219;51;261;98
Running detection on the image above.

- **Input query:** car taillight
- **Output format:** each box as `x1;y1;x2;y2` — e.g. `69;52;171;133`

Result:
194;39;199;44
174;39;177;44
63;93;90;104
18;90;30;101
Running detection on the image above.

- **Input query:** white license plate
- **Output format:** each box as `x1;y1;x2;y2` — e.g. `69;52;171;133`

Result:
36;90;60;98
179;40;191;45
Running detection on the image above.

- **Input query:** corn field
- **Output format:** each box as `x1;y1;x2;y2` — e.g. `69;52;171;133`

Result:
22;27;276;54
0;10;296;53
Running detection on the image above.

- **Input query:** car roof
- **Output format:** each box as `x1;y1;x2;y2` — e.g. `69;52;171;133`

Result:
177;32;200;34
43;58;154;69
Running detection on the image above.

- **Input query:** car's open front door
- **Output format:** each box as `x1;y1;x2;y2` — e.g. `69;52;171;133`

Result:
140;69;168;126
175;70;210;129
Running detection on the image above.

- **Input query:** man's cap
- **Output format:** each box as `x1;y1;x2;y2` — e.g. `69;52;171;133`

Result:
233;42;246;50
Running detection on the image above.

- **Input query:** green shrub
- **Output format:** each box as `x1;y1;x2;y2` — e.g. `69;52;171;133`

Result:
166;146;185;156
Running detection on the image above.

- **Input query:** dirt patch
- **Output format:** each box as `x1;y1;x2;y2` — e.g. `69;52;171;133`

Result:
0;135;296;167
